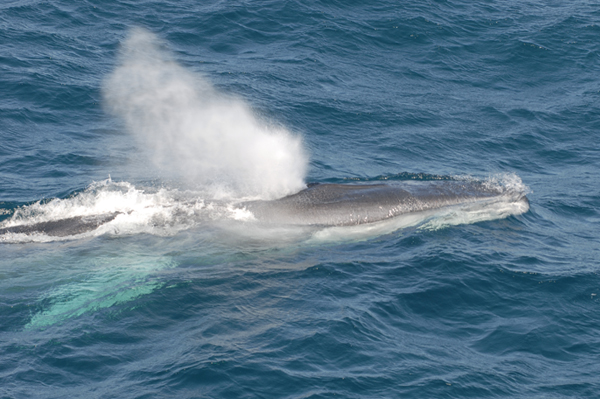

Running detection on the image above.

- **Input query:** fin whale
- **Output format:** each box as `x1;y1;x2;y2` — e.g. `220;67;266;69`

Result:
0;181;528;237
242;181;528;226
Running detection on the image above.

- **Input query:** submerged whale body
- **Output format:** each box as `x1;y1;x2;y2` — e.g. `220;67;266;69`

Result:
243;181;529;226
0;181;529;237
0;212;121;237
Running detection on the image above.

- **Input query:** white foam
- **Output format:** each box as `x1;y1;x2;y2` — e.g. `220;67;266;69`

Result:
418;195;529;232
0;178;220;242
462;172;531;196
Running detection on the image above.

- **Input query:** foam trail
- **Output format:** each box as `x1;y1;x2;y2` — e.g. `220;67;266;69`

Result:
103;28;307;199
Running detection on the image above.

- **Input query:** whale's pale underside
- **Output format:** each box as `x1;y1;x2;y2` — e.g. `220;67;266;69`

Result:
0;181;528;237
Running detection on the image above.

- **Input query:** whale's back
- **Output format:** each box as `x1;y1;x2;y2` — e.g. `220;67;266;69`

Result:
243;181;519;226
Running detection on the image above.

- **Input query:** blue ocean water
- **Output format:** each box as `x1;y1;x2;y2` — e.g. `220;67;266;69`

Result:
1;0;599;397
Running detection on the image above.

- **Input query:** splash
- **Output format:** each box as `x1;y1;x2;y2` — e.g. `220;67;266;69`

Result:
103;28;307;200
0;178;220;243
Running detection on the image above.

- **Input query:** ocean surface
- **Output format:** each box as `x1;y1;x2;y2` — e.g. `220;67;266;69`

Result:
1;1;599;397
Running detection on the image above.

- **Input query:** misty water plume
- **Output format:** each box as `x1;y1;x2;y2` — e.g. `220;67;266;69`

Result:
103;28;307;200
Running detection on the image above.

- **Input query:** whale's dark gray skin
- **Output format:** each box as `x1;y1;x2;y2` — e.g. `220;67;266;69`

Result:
242;181;528;226
0;212;121;237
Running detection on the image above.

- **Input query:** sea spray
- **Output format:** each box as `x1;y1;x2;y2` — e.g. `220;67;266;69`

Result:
103;28;307;200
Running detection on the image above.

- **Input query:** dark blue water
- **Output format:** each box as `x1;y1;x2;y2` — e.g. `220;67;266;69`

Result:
1;1;599;397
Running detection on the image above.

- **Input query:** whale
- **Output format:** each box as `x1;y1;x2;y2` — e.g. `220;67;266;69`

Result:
0;180;528;237
241;180;528;226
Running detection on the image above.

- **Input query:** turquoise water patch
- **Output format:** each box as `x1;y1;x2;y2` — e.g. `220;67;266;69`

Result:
26;252;175;329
